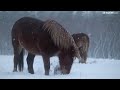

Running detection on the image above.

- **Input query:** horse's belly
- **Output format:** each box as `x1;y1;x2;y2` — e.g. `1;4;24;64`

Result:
25;47;40;55
18;33;60;56
19;39;40;54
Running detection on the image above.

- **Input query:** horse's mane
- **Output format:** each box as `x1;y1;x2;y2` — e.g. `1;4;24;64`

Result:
42;20;75;50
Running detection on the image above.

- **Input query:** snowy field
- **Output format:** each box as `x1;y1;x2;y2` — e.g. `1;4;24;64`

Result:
0;55;120;79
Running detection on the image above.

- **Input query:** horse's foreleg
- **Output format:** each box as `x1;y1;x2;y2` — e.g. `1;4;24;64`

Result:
79;51;87;64
26;53;35;74
83;52;87;64
42;55;50;75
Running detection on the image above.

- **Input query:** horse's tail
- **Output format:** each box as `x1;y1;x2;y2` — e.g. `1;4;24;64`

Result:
18;49;25;72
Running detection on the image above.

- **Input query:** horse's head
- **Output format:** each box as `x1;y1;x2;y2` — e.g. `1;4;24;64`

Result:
58;38;84;74
72;33;89;64
54;53;74;75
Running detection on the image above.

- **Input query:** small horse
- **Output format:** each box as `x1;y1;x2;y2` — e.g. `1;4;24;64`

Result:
26;33;89;74
72;33;89;63
11;17;81;75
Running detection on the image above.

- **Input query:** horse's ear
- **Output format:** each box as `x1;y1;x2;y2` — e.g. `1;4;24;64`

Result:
88;33;91;37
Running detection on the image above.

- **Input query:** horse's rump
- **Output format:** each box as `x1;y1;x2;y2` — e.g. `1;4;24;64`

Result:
12;17;47;54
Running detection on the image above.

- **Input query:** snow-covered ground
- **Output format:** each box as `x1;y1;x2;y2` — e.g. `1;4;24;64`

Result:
0;55;120;79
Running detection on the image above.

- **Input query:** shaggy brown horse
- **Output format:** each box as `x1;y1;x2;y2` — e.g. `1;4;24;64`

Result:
72;33;89;63
11;17;81;75
26;33;89;74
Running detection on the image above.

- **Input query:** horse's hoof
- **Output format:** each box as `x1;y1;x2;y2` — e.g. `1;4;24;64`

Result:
29;72;34;74
45;72;49;75
13;69;17;72
28;70;34;74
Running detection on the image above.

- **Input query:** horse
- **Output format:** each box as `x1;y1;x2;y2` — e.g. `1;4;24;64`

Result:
11;17;81;75
26;33;89;74
72;33;89;63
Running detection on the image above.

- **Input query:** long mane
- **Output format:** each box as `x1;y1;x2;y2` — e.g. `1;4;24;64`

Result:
42;20;75;50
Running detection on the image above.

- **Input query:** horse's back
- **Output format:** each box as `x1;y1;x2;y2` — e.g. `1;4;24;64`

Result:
12;17;43;32
11;17;59;55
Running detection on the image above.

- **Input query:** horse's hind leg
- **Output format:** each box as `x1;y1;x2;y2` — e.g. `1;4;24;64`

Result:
26;53;35;74
12;38;23;72
13;45;23;72
18;49;24;71
13;52;19;72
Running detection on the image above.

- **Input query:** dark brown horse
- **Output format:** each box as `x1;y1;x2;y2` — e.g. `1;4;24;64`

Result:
72;33;89;63
11;17;81;75
26;33;89;74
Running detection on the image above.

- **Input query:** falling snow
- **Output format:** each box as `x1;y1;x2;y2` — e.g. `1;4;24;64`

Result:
0;11;120;79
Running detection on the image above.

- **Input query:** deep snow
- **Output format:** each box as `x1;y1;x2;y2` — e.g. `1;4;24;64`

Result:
0;55;120;79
